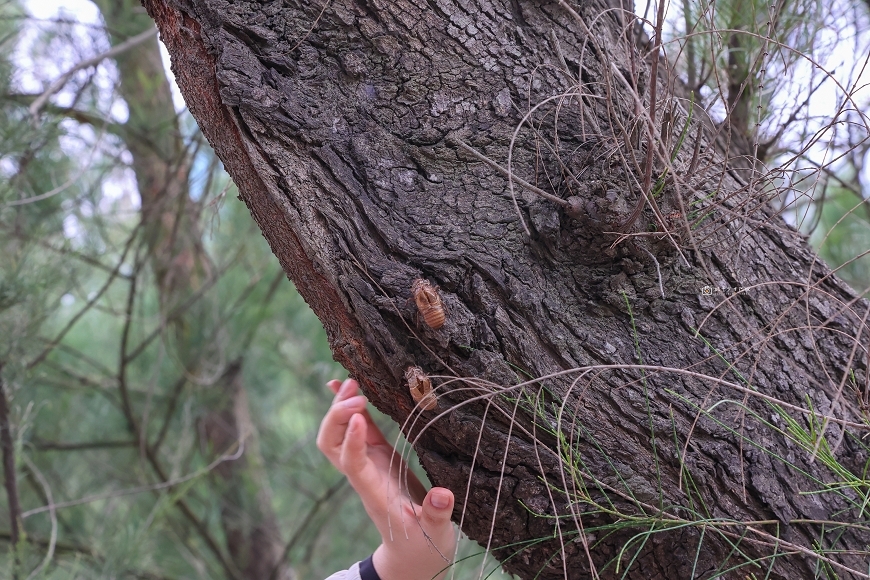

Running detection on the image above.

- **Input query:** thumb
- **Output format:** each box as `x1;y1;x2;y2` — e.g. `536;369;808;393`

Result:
421;487;454;527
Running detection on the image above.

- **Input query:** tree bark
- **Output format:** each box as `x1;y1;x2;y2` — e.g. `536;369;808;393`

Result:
143;0;870;578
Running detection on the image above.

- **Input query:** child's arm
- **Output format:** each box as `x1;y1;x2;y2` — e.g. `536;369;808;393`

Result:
317;379;457;580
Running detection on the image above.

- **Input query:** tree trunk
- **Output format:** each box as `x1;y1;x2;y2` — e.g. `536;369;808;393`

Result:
143;0;870;578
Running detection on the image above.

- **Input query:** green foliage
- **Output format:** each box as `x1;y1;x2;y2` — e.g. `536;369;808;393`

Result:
0;5;76;383
808;184;870;294
667;0;860;164
0;4;369;577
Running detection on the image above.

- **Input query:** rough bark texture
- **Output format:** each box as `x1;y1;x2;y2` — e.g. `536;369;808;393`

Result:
143;0;870;578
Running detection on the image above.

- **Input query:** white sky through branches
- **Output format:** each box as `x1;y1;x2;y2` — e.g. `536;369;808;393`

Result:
15;0;870;235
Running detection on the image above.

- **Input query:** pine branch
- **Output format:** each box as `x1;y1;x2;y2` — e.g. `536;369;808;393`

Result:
0;363;23;579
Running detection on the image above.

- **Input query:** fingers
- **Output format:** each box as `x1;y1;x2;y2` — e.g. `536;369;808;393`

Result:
339;413;369;478
420;487;455;529
319;378;415;505
316;380;368;467
331;378;358;401
326;379;343;395
325;379;390;448
317;397;366;451
340;414;388;508
372;486;456;579
317;379;392;481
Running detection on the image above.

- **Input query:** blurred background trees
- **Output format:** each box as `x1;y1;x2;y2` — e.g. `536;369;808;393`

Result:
0;0;382;577
669;0;870;291
0;0;868;578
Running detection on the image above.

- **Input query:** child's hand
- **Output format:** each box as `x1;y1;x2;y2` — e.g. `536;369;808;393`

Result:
317;378;457;580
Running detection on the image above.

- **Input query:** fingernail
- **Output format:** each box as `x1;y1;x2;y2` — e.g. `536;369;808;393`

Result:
347;413;363;434
430;490;450;509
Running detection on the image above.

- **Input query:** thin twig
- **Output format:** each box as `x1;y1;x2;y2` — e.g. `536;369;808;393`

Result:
22;455;56;580
640;0;667;200
0;224;132;278
106;248;244;580
122;250;242;365
639;245;665;298
27;221;142;370
0;531;95;557
21;443;245;518
32;439;137;451
3;127;107;207
267;478;346;580
149;376;187;455
0;363;22;579
450;135;570;208
28;27;157;119
118;252;143;434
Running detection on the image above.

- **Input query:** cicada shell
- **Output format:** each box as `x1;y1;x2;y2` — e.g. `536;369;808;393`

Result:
404;366;437;411
411;278;446;329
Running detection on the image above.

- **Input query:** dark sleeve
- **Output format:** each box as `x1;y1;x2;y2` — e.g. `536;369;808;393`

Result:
359;555;383;580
